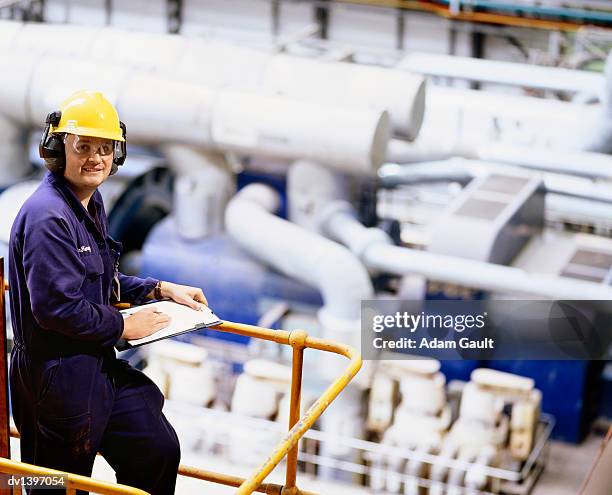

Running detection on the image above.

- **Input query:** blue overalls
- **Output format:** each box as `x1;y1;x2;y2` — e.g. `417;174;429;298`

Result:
8;171;180;494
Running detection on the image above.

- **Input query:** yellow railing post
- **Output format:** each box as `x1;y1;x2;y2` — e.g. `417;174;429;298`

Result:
0;259;10;495
206;323;362;495
284;330;307;493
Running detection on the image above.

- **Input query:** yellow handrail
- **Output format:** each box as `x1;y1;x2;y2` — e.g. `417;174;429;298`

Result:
7;426;316;495
0;456;149;495
209;321;362;495
3;320;362;495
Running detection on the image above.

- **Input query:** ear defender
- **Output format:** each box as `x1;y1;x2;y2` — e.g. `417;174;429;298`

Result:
110;121;127;175
39;111;66;168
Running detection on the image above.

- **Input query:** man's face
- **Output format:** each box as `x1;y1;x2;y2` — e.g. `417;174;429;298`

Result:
63;134;114;191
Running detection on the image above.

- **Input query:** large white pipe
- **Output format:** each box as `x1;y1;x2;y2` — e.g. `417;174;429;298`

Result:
0;52;389;174
378;160;473;187
0;181;41;244
386;138;475;164
0;20;426;140
426;85;600;129
6;20;610;159
381;82;606;173
399;52;604;96
261;54;425;140
320;201;612;300
476;143;612;181
0;115;30;186
422;85;602;154
164;145;234;240
379;159;612;206
225;183;373;323
578;49;612;154
287;159;351;232
547;194;612;228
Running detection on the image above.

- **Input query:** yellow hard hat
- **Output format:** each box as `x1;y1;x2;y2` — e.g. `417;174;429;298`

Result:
52;90;125;142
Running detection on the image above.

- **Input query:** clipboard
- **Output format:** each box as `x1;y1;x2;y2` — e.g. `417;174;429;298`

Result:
116;300;222;350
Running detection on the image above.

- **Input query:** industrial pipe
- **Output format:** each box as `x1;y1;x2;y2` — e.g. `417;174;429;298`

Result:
579;49;612;154
0;114;30;186
164;145;235;240
0;52;390;174
399;52;603;96
225;183;373;322
476;143;612;181
287;159;351;232
320;201;612;300
385;138;474;164
3;19;609;165
0;20;426;140
379;159;612;207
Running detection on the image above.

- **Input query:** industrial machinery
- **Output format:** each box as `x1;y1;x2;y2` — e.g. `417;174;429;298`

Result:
0;2;611;493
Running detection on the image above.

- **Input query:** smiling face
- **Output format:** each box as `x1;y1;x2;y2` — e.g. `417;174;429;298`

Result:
63;134;114;194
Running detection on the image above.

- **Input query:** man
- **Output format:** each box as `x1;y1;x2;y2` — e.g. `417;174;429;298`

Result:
9;90;207;494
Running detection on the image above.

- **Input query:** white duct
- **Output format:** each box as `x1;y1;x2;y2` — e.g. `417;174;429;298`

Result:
426;83;600;125
206;90;390;173
547;194;612;226
388;81;608;166
320;201;612;300
287;160;350;232
0;115;30;185
386;138;475;164
422;84;602;154
578;49;612;154
7;20;612;163
0;181;41;244
379;159;612;243
476;143;612;181
0;180;41;302
399;52;604;96
225;183;373;324
164;145;234;240
379;158;612;206
0;20;426;140
261;54;425;140
0;52;390;174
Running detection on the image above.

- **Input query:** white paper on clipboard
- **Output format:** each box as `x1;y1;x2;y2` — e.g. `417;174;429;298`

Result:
119;300;222;348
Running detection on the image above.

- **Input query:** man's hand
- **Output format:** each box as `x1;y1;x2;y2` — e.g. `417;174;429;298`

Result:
122;308;171;340
159;281;208;310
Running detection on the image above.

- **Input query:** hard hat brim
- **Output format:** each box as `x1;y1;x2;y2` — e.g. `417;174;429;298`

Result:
53;126;125;142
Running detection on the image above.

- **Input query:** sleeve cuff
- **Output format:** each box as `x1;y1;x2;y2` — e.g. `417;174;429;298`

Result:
106;307;125;349
134;277;159;305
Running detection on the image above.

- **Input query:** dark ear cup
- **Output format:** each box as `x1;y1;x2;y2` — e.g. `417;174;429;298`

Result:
44;134;65;158
110;121;127;175
39;111;62;158
116;121;127;166
40;111;66;173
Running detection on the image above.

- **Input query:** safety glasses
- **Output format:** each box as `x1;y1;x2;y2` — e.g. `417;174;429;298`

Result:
64;134;116;157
